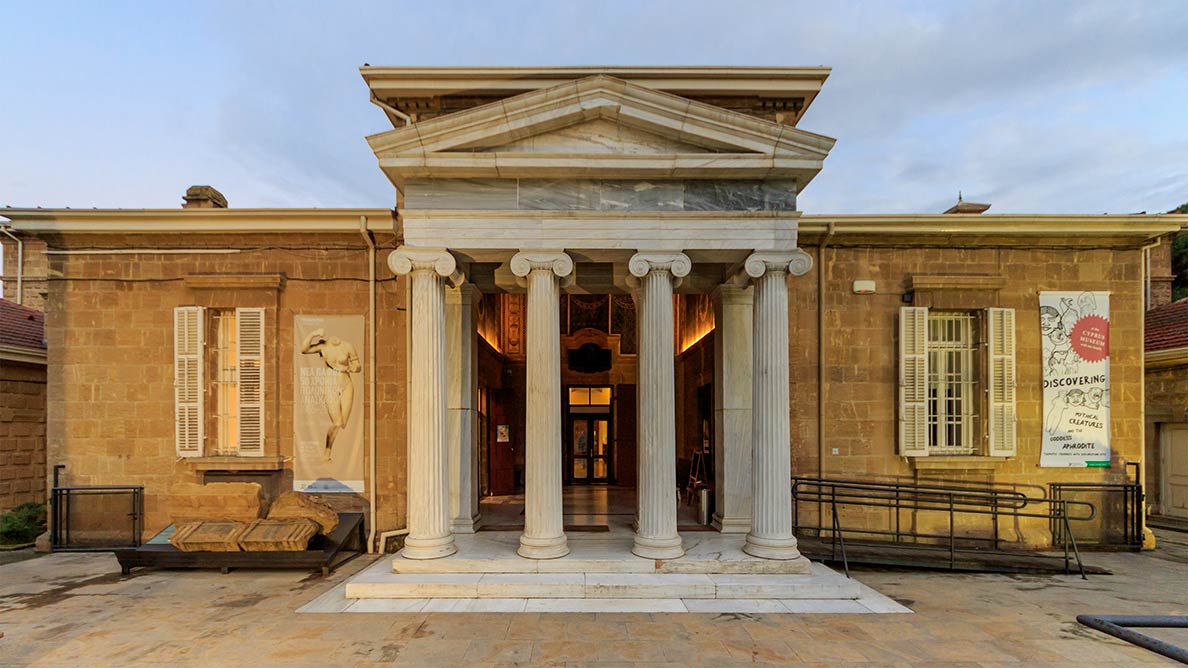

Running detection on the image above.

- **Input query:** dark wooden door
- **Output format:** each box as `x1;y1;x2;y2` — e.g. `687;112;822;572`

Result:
489;402;515;496
614;384;637;487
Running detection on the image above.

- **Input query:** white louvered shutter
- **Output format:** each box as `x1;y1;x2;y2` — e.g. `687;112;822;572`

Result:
899;306;929;456
236;307;265;456
174;306;205;457
986;307;1017;457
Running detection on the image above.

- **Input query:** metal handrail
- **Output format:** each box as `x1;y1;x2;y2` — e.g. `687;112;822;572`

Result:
792;476;1091;579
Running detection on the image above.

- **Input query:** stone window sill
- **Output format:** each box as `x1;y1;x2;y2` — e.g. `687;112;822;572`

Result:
187;456;286;472
911;455;1007;471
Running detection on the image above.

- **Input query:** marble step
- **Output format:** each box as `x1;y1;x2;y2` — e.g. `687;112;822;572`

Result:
389;555;812;575
344;571;862;600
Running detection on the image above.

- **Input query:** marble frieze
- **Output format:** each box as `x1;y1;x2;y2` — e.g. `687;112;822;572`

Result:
404;178;797;212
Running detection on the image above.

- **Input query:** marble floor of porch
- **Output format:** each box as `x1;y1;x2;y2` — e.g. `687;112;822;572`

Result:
477;484;705;532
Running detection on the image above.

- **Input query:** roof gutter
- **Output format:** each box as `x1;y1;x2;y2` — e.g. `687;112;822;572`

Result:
0;345;46;365
370;91;412;127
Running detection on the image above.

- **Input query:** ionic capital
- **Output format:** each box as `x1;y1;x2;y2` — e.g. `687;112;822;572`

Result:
743;249;813;280
509;250;574;278
389;247;465;287
628;252;692;279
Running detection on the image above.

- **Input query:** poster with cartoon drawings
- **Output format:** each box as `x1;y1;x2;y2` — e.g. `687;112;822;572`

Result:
294;315;365;492
1040;292;1111;467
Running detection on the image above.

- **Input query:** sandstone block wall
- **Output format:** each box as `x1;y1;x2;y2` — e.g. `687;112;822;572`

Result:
41;232;407;537
0;360;47;511
790;244;1146;546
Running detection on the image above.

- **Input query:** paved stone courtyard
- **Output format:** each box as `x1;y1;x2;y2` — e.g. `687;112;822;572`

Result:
0;530;1184;667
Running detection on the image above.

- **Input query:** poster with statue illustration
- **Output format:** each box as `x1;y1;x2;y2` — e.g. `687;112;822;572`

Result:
1039;292;1111;467
294;315;365;492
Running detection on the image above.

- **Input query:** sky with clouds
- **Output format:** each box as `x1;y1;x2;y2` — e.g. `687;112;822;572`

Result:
2;1;1186;214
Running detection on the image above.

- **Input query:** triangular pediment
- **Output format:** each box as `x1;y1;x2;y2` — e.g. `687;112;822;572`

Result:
469;118;713;154
367;75;836;185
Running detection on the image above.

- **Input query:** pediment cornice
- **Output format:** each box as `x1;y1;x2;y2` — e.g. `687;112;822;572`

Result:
367;75;835;185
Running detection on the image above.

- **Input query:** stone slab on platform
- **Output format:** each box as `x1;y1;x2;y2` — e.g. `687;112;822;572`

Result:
168;482;264;525
266;492;338;534
389;529;813;574
169;520;248;552
237;518;319;552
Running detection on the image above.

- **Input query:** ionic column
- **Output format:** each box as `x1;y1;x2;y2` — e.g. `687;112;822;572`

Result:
628;252;690;560
510;251;573;560
742;250;812;560
389;247;464;560
447;284;481;534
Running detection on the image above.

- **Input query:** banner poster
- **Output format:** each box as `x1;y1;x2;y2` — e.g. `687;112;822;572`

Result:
293;315;365;492
1039;292;1111;467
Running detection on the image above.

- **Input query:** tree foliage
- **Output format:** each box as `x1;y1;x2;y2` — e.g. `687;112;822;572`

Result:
1172;202;1188;301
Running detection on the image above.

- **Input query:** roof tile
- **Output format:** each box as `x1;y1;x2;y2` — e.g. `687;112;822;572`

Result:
0;299;45;352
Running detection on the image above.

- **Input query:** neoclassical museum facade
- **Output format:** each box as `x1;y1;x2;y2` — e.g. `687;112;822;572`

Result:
5;67;1185;560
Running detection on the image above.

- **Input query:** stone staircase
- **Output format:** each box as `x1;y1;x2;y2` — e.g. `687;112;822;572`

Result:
321;530;911;613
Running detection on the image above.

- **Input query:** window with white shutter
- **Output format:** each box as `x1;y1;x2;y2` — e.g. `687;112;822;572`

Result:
898;306;929;456
236;307;265;456
174;306;205;457
986;307;1017;457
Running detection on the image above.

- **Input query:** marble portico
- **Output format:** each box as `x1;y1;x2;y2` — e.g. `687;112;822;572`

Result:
374;69;834;569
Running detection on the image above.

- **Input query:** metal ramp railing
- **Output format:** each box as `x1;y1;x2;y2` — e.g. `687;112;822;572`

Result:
792;476;1095;579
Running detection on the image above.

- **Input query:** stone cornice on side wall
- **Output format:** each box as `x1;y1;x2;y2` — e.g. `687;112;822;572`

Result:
5;209;1184;246
0;208;395;234
798;214;1188;246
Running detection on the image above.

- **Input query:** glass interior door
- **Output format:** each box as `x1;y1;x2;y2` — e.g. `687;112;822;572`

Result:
570;416;611;483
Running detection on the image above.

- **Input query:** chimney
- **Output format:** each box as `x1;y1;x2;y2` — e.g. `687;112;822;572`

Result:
182;185;228;209
943;192;990;214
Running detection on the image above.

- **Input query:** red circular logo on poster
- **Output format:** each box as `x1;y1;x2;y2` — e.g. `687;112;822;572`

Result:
1071;315;1109;362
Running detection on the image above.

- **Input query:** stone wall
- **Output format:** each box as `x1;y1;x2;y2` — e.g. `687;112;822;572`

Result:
0;360;47;511
40;232;407;537
789;244;1147;546
1144;361;1188;513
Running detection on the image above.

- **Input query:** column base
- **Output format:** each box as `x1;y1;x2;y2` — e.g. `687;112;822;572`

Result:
742;533;803;560
632;534;685;560
401;534;458;560
711;513;752;534
450;513;482;535
517;534;570;560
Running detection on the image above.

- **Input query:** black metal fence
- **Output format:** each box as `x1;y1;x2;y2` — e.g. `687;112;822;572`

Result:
51;466;144;551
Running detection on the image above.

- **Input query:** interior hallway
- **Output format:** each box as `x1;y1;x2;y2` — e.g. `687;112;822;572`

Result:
478;486;707;532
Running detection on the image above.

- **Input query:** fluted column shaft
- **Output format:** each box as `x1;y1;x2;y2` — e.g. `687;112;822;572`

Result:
512;251;573;559
743;250;812;560
389;247;464;560
629;252;690;560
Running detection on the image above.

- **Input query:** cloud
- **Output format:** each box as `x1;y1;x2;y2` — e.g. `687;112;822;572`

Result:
1;0;1185;214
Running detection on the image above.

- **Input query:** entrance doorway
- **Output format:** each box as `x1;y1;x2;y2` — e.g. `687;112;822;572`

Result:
1160;424;1188;519
566;386;613;484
